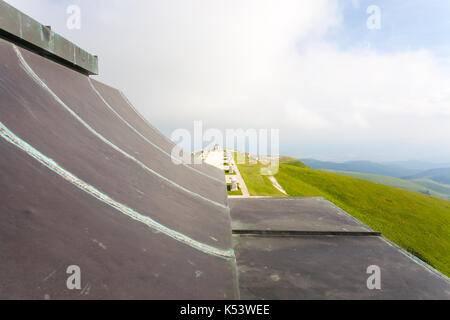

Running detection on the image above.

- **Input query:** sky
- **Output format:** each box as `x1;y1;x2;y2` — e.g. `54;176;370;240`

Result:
5;0;450;162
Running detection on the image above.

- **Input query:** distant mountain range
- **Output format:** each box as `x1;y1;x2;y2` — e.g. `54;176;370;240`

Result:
384;160;450;172
405;168;450;185
301;159;450;199
301;159;420;178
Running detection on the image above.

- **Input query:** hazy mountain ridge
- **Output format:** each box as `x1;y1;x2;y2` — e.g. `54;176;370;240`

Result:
404;168;450;185
302;159;450;199
301;159;420;178
322;170;450;201
385;160;450;172
302;159;450;181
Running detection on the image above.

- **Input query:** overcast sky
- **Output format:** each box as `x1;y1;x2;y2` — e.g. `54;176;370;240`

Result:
6;0;450;162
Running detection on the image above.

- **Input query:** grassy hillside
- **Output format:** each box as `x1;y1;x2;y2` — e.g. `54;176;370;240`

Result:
412;178;450;197
233;153;286;197
235;155;450;276
322;169;450;201
279;156;309;168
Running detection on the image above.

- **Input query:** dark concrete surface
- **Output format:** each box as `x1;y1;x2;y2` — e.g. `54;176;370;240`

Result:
0;40;230;249
234;235;450;300
0;140;237;299
0;38;237;299
231;197;450;300
230;197;374;233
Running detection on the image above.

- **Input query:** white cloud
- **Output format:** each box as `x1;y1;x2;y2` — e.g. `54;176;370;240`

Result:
284;103;330;130
4;0;450;161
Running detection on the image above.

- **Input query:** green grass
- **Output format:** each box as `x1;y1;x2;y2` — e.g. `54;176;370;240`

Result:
322;170;450;201
235;152;450;276
278;157;309;168
234;153;286;197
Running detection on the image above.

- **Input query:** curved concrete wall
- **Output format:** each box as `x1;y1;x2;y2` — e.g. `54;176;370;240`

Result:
0;38;237;299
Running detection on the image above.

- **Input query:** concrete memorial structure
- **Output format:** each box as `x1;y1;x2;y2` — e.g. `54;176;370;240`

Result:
0;1;235;299
0;1;448;300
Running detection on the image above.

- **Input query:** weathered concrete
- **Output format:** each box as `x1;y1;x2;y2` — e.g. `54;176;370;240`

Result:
230;197;374;233
231;197;450;300
234;235;450;300
0;38;237;299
